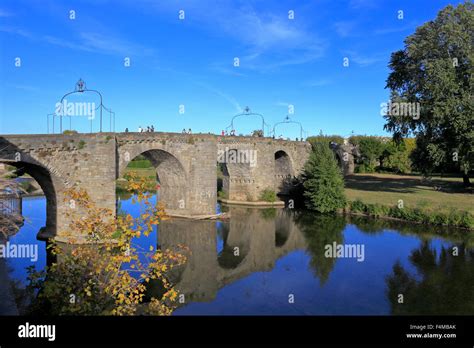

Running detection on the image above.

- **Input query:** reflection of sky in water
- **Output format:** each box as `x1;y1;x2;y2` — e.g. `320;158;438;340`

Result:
3;195;471;315
173;226;426;316
5;197;47;285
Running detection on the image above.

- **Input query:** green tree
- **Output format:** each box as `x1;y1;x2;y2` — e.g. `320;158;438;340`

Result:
384;1;474;186
303;142;346;213
307;134;344;148
381;138;416;173
356;137;386;172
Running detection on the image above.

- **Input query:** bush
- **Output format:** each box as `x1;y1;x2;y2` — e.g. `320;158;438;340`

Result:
307;134;344;148
349;200;473;229
259;188;277;203
217;190;228;200
303;142;346;213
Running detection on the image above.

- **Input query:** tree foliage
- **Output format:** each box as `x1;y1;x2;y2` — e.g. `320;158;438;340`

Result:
307;134;344;148
303;142;346;213
353;137;386;172
384;1;474;185
26;172;188;315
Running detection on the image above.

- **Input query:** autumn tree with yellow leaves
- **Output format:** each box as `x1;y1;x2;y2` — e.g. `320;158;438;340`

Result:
26;172;188;315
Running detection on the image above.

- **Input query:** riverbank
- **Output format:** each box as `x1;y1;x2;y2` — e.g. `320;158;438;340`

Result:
343;173;473;230
344;200;473;230
218;198;284;207
345;173;473;214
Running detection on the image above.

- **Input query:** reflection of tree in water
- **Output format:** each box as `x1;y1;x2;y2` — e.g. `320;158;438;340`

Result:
348;216;388;235
260;208;277;220
349;215;474;246
386;241;474;314
294;213;346;285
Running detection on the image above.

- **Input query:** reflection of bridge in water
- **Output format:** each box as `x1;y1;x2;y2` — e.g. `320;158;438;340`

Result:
158;206;307;303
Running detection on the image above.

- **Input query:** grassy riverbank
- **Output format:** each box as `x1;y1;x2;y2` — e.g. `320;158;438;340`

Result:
344;173;473;229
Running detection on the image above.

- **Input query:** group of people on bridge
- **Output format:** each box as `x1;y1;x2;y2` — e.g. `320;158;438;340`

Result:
123;126;304;141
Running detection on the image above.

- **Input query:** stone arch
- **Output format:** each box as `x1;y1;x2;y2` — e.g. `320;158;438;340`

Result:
274;150;294;194
121;149;188;214
219;148;253;201
0;160;58;240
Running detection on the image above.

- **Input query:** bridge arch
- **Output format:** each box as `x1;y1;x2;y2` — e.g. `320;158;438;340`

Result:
0;160;59;240
218;148;254;201
274;150;294;194
119;149;188;214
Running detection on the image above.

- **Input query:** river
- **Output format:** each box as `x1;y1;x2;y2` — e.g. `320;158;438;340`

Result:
1;195;473;315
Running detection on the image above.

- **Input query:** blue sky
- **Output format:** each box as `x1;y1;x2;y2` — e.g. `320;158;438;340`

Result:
0;0;466;138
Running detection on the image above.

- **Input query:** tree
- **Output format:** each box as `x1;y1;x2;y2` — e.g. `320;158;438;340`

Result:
307;134;344;148
382;138;416;173
303;142;346;213
384;2;474;186
26;173;187;315
355;137;386;172
251;129;263;137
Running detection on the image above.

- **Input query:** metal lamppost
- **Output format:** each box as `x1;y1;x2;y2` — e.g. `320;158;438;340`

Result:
272;115;305;140
58;79;104;133
46;113;56;134
226;106;270;136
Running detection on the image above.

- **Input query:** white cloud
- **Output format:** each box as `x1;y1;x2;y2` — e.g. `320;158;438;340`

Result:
0;9;12;17
1;26;154;57
344;50;385;67
133;0;326;71
334;21;357;38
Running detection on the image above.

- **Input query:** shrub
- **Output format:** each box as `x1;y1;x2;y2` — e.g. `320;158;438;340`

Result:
349;200;473;229
217;190;228;200
307;134;344;148
259;188;276;203
303;142;346;213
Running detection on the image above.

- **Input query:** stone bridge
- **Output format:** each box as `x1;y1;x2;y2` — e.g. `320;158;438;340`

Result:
0;133;311;241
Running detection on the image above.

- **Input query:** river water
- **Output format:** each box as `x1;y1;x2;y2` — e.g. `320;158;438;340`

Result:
1;195;473;315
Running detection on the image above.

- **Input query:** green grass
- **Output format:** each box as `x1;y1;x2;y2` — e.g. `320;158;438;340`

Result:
345;173;473;214
126;159;152;169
